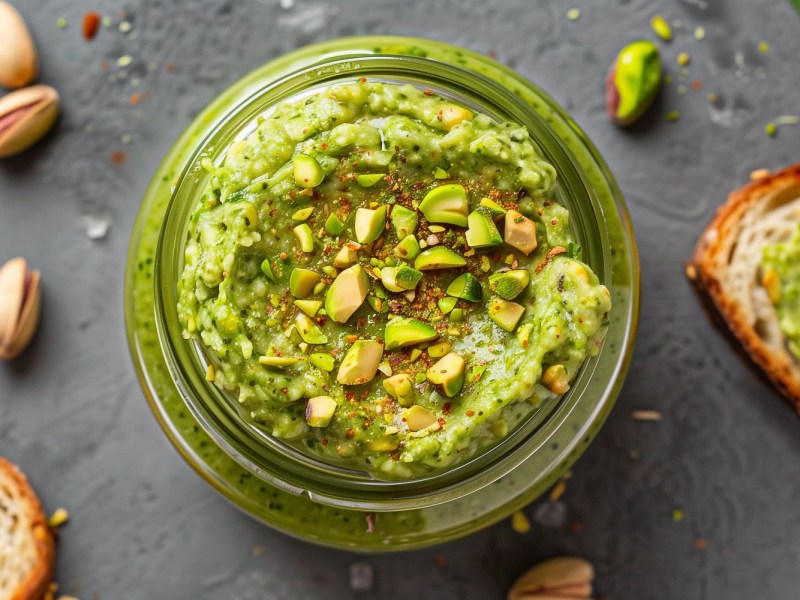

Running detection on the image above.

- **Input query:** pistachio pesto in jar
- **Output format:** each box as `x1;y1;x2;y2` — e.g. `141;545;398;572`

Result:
177;80;611;478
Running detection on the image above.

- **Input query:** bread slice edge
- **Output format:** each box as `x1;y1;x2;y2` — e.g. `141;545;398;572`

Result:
0;457;55;600
687;163;800;411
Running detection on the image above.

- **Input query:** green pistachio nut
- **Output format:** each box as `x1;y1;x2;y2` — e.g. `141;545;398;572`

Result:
606;40;662;126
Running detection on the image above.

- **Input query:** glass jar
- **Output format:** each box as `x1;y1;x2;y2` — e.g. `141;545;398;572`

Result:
125;36;639;551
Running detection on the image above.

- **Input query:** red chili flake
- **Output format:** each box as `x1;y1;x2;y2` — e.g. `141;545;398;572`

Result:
466;410;475;417
281;387;288;394
129;93;141;106
269;209;278;218
442;403;452;415
691;79;703;90
345;391;355;401
358;77;367;84
82;11;101;40
321;437;328;446
345;428;356;438
100;60;109;71
109;150;127;165
320;142;328;150
279;252;287;260
551;218;558;225
166;62;176;73
694;538;708;550
437;417;446;427
423;89;435;96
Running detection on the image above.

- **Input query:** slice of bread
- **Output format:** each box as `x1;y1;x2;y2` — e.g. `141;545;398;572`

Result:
688;163;800;411
0;458;55;600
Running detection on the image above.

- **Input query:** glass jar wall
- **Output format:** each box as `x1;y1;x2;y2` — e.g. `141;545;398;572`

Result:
125;36;638;551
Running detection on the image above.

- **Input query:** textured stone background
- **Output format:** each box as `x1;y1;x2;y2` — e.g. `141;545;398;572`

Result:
2;0;800;598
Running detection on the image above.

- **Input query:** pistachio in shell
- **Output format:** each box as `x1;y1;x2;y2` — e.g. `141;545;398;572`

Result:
606;40;662;127
508;556;594;600
0;1;38;88
0;84;59;158
0;257;41;360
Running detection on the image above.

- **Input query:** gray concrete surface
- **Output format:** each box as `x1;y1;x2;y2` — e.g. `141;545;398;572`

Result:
2;0;799;598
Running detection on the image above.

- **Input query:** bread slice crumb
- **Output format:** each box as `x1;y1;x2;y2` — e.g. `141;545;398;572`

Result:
0;457;55;600
688;163;800;410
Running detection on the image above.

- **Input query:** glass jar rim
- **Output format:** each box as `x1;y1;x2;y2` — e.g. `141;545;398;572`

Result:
153;52;629;511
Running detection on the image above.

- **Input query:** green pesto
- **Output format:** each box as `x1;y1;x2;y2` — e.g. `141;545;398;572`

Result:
763;224;800;358
176;81;611;478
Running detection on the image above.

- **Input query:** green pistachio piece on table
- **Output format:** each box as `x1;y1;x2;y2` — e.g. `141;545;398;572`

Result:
606;40;662;127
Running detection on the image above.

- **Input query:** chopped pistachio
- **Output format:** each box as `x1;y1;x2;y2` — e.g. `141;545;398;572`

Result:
650;15;672;40
404;405;438;431
542;364;570;394
48;507;70;528
293;223;315;252
292;206;315;221
259;355;305;367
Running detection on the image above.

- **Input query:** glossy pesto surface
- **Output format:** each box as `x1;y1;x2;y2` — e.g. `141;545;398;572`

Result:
177;81;610;477
762;223;800;358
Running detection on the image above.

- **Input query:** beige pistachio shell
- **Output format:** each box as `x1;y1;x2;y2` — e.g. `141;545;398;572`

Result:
508;557;594;600
0;1;38;88
0;257;41;360
0;84;59;158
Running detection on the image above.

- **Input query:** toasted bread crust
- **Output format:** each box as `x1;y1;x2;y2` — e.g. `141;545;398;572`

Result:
0;458;55;600
688;164;800;411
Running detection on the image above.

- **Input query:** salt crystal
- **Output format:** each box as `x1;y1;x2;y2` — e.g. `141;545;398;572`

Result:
85;215;111;240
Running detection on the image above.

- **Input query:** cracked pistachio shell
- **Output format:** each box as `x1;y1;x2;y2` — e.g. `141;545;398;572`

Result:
606;40;661;126
508;557;594;600
0;1;38;88
0;84;59;158
0;257;41;360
